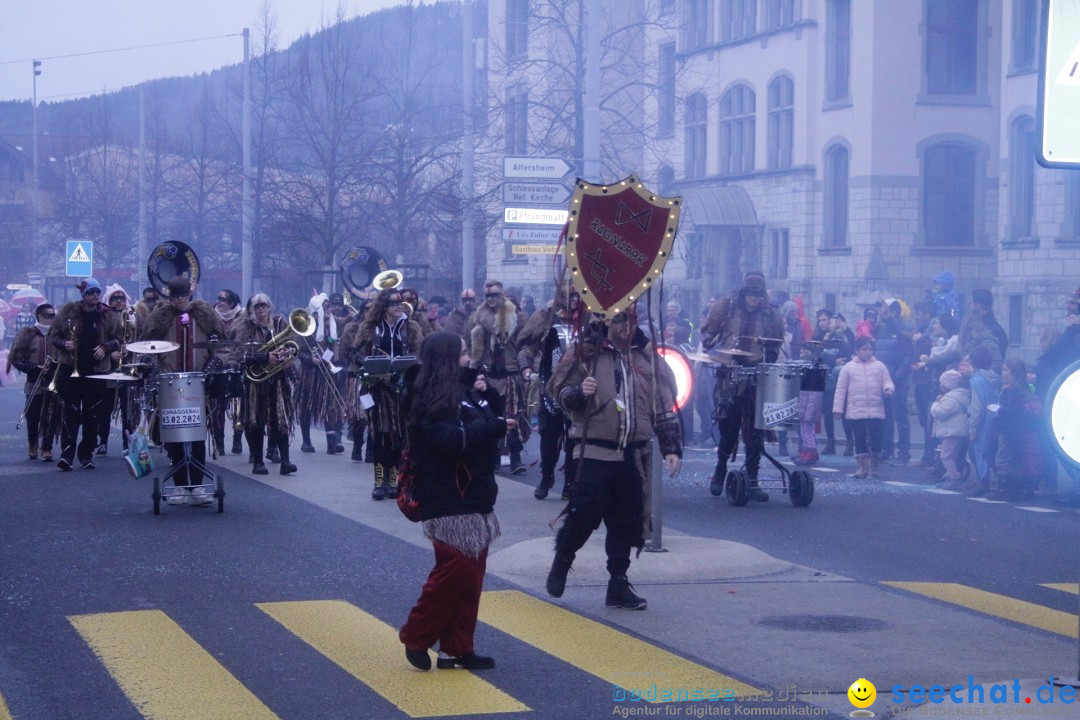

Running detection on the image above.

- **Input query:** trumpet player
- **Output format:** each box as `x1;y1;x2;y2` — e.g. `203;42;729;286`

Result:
49;278;124;471
213;288;245;456
145;277;227;502
232;293;297;476
11;303;60;461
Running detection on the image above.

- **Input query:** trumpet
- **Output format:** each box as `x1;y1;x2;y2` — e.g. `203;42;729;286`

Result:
243;308;317;383
47;320;77;393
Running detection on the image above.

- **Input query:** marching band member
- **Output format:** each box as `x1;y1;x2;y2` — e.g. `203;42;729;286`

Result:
332;294;369;462
351;287;423;500
11;303;60;461
49;278;123;471
213;288;245;456
97;284;138;455
145;277;226;503
295;293;346;455
232;293;297;476
400;287;432;336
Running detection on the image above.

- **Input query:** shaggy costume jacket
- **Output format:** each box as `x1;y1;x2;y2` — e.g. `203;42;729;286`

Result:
699;294;784;364
144;300;226;374
48;301;123;375
230;315;296;432
547;328;682;463
10;325;52;394
832;357;895;420
469;299;526;378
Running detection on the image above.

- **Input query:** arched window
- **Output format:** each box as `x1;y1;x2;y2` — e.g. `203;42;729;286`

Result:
1009;116;1036;240
720;85;755;175
824;145;849;248
922;143;976;247
685;94;708;179
767;76;794;170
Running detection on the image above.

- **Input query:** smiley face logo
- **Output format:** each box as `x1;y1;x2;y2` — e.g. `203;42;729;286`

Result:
848;678;877;709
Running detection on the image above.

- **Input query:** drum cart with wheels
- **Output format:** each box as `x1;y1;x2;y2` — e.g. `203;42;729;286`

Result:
151;371;224;514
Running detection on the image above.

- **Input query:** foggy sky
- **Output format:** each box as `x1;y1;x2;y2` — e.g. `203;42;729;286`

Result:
0;0;406;103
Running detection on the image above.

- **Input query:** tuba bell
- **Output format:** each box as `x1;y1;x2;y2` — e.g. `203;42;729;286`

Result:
371;269;404;291
148;241;201;296
243;309;317;383
339;246;388;300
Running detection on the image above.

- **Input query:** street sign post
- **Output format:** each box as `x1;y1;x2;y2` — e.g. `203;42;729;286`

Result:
502;181;571;205
65;240;93;277
502;156;573;179
1038;0;1080;167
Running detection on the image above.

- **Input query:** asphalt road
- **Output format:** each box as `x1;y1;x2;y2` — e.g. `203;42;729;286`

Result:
1;383;1078;720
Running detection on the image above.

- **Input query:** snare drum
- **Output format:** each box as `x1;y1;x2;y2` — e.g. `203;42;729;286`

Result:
157;372;206;443
798;362;828;392
206;369;245;399
713;363;756;398
754;363;802;430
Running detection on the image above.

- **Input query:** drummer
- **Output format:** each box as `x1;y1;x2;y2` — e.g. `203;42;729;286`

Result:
699;272;784;501
145;277;227;504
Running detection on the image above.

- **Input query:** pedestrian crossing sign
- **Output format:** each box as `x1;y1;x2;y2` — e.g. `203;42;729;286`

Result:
65;240;93;277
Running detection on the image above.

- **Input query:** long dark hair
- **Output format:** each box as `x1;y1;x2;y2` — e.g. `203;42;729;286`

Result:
410;331;464;422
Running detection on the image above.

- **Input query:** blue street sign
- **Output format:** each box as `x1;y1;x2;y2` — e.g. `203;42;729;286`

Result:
65;240;93;277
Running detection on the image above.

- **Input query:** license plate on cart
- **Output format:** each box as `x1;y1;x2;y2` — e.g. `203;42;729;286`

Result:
160;409;202;427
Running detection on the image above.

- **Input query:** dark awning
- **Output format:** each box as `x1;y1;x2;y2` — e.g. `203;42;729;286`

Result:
680;185;758;227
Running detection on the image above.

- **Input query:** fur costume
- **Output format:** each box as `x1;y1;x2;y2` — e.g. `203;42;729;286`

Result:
355;317;422;439
232;315;295;434
469;298;522;376
144;300;226;374
48;300;122;374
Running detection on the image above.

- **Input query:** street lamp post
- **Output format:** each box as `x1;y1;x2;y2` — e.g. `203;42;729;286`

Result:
31;60;41;193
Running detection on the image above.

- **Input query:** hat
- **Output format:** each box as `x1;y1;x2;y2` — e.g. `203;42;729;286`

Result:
329;292;345;305
939;369;963;391
933;271;954;289
104;283;129;304
742;271;766;293
80;277;102;296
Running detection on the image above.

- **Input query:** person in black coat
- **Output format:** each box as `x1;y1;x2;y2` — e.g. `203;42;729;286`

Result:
398;331;516;672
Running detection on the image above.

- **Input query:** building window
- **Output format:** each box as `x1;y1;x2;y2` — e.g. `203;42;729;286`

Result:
764;0;794;30
719;85;755;175
823;144;849;248
685;93;707;179
686;233;703;280
658;165;676;195
721;0;757;41
825;0;851;102
660;0;676;16
1009;116;1036;241
923;143;976;247
769;228;789;279
658;43;676;137
767;75;794;170
505;85;528;154
925;0;980;96
1064;172;1080;242
506;0;529;61
1008;294;1022;347
684;0;710;50
1012;0;1038;71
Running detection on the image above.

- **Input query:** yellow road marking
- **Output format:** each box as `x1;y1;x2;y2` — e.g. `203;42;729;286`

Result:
69;610;278;720
1042;583;1080;595
0;690;12;720
884;582;1078;637
478;590;762;701
258;600;528;718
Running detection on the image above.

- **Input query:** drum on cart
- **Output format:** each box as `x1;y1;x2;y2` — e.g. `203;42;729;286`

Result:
206;369;245;399
793;361;829;392
754;363;803;430
714;363;757;398
157;372;206;443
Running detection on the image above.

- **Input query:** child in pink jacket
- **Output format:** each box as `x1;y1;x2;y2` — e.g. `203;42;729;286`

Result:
833;337;895;478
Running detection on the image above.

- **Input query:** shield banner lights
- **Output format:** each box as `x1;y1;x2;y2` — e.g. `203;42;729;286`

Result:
564;175;681;318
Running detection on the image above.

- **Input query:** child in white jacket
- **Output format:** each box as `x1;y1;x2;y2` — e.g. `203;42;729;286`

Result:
930;369;971;488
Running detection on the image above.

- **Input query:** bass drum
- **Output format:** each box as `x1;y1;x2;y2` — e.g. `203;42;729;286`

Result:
157;372;207;443
206;369;245;399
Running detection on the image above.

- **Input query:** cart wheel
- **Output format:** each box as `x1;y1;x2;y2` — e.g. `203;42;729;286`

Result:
215;476;225;514
152;477;161;515
789;470;814;507
726;470;749;506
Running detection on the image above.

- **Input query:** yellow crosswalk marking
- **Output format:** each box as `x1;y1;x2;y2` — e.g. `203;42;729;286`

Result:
1042;584;1080;595
257;600;528;718
69;610;279;720
0;690;12;720
883;582;1078;637
478;590;762;701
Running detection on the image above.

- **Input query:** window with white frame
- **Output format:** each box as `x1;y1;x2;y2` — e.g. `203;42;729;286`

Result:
685;93;708;179
684;0;710;49
658;43;676;137
764;0;794;30
505;85;528;154
825;0;851;102
925;0;980;96
922;142;976;247
767;75;794;170
506;0;529;61
1011;0;1038;71
720;85;755;175
1009;116;1036;241
769;228;790;278
721;0;757;41
823;144;849;248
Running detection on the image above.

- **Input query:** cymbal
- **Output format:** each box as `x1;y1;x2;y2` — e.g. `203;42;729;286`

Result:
684;351;716;364
120;362;152;369
127;340;180;354
738;336;784;344
713;348;755;358
87;372;141;382
193;339;242;348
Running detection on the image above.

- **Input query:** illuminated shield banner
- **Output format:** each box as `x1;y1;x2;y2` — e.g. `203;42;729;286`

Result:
565;175;681;318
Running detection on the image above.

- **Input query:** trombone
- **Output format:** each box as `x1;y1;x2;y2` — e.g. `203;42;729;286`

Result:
17;357;54;429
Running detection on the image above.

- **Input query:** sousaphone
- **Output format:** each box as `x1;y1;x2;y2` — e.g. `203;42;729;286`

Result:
148;241;201;295
339;246;389;298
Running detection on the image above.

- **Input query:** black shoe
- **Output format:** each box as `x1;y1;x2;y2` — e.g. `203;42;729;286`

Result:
351;445;364;462
436;651;495;670
748;484;769;502
266;447;281;463
57;459;72;471
372;485;385;501
95;444;107;456
547;554;573;598
843;446;854;457
231;437;243;454
560;488;571;501
300;442;315;453
879;451;894;462
252;462;269;475
534;478;553;499
606;574;647;610
81;460;96;470
822;443;836;456
709;475;725;496
384;486;399;500
405;648;431;671
511;464;527;475
327;444;343;455
280;462;297;476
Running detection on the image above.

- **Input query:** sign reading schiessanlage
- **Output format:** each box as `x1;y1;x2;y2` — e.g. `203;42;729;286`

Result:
65;240;93;277
1038;0;1080;167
